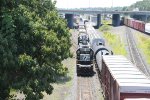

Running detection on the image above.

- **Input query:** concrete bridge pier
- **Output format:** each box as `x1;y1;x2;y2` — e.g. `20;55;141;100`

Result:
96;14;101;29
112;14;120;26
65;14;74;29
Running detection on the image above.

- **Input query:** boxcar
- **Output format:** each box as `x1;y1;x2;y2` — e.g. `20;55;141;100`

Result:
101;55;150;100
138;21;145;32
128;18;134;28
145;23;150;34
127;18;131;27
131;19;134;28
124;17;128;26
124;18;146;33
134;20;139;30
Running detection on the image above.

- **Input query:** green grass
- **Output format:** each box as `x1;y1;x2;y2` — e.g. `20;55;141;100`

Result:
99;24;111;32
43;58;75;100
99;22;127;56
99;21;112;32
103;32;127;56
99;21;127;56
136;34;150;64
102;20;112;25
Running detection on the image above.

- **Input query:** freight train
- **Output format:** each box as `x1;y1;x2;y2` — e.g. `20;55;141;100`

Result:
87;20;150;99
124;17;150;34
76;24;94;76
85;23;113;76
82;22;150;99
100;55;150;100
76;23;110;76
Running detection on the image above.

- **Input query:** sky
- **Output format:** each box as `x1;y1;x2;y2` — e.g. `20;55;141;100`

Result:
53;0;142;8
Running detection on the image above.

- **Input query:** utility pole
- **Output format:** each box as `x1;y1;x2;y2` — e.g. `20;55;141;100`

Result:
111;0;113;10
89;0;90;8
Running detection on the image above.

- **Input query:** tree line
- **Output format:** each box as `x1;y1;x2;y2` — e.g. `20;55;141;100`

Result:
0;0;72;99
130;0;150;11
122;0;150;11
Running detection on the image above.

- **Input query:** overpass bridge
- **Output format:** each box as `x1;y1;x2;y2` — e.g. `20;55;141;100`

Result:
58;9;150;15
58;9;150;28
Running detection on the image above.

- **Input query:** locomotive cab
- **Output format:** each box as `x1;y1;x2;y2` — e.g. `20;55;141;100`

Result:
76;45;94;75
78;33;89;45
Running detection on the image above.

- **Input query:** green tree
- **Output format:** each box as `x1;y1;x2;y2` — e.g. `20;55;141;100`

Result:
129;0;150;11
0;0;71;99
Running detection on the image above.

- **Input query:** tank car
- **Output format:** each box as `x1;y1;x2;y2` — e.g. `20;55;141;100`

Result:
86;24;105;47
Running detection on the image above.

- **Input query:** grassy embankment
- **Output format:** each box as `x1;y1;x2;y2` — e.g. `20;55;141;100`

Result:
43;58;75;100
43;30;75;100
136;33;150;65
99;20;127;56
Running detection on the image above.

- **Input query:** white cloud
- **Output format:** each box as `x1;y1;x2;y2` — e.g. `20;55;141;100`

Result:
53;0;142;8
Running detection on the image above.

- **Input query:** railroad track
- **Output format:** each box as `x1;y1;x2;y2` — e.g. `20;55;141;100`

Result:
76;66;102;100
126;27;150;76
77;76;93;100
72;29;93;100
73;28;103;100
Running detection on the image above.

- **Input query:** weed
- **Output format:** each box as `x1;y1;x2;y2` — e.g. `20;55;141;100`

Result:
136;34;150;64
102;32;127;55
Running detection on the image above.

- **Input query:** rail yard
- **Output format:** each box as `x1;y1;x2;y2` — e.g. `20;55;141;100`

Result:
73;20;150;100
11;19;150;100
2;0;150;100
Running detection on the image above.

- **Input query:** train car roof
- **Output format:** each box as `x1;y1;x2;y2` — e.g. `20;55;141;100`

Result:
109;70;143;75
102;55;150;93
